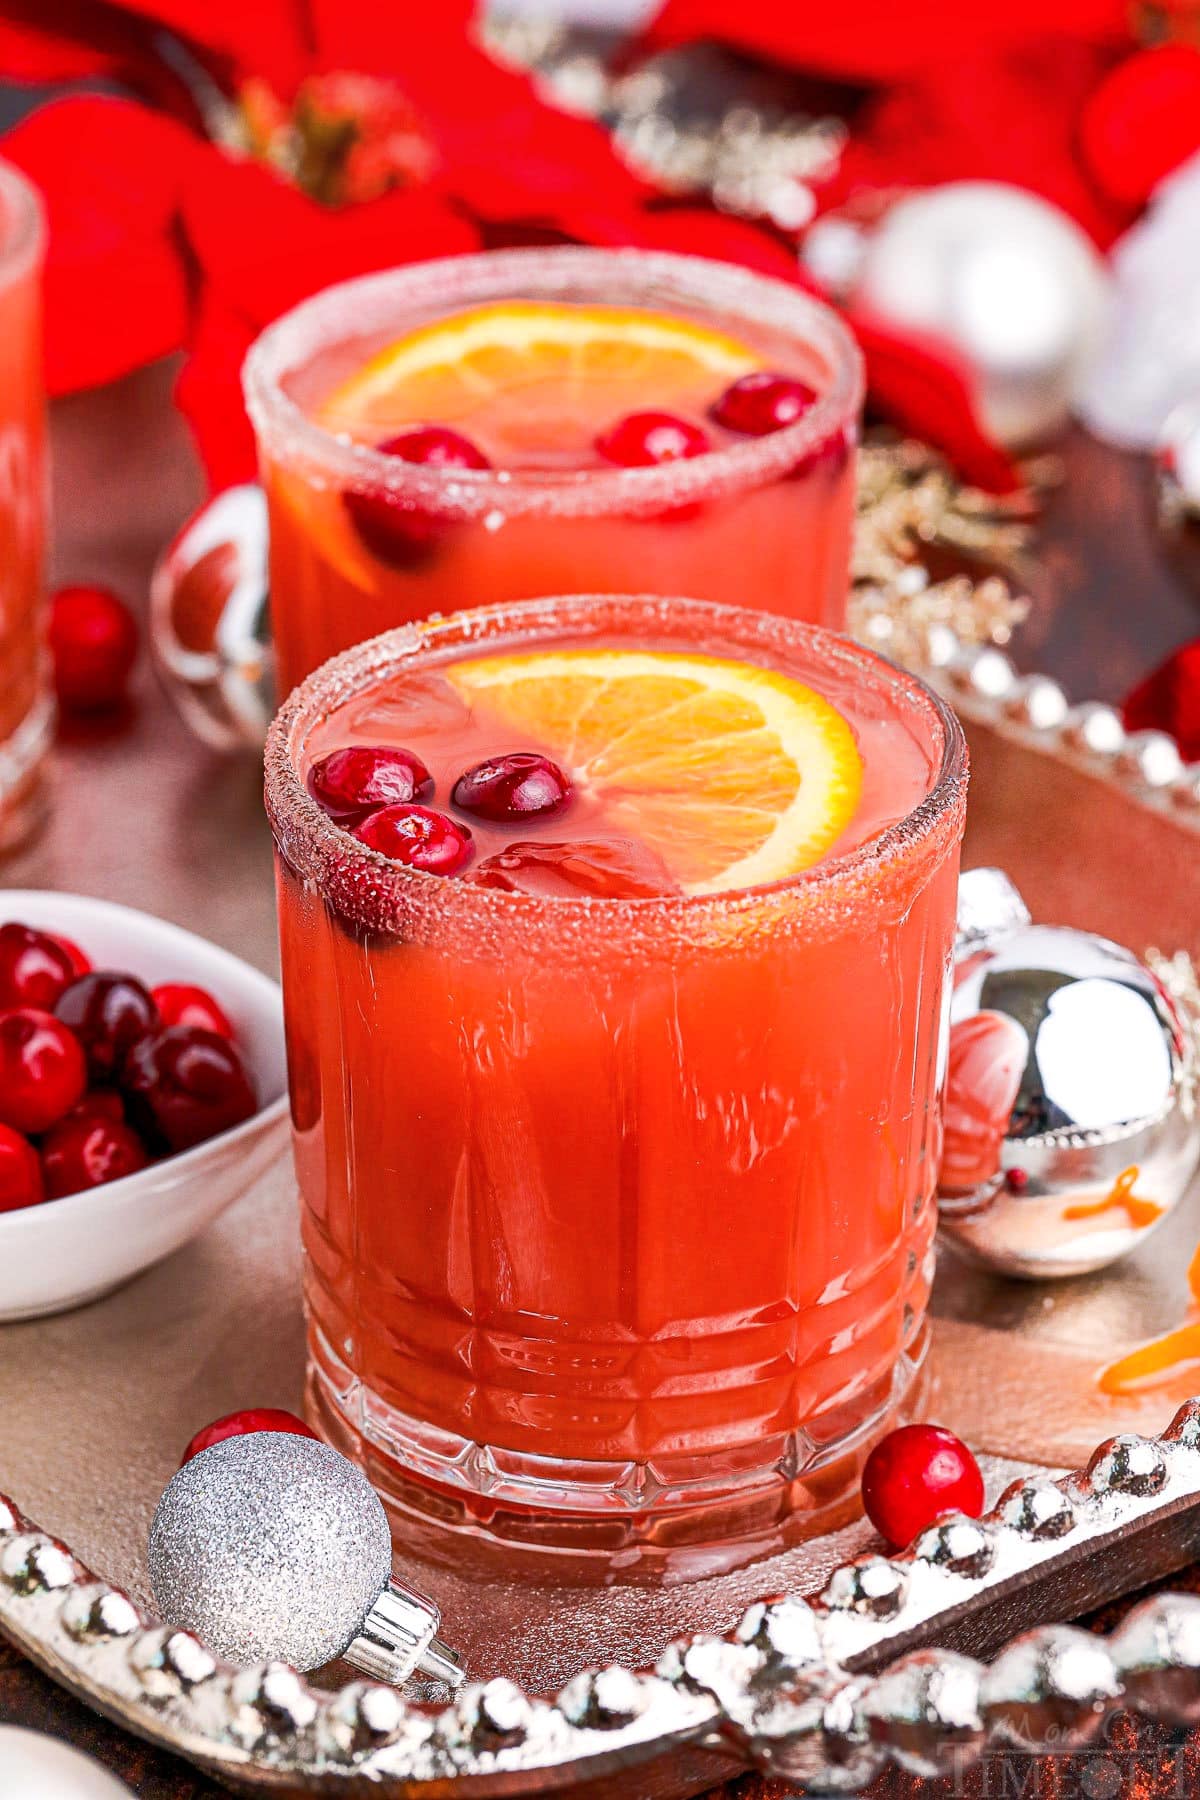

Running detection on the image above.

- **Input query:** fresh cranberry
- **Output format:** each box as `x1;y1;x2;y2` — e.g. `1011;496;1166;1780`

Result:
122;1026;257;1152
0;1123;45;1214
45;932;92;977
451;752;573;823
62;1089;127;1127
385;425;491;470
180;1407;320;1467
0;1008;88;1134
345;427;490;569
308;744;434;820
55;973;159;1082
469;837;676;899
152;983;235;1039
791;423;853;482
710;371;818;436
595;410;710;467
353;804;473;874
0;923;77;1010
861;1424;985;1550
48;585;139;712
41;1114;150;1200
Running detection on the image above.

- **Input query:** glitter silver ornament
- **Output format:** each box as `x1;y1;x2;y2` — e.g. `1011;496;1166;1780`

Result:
849;183;1111;448
937;870;1199;1278
148;1433;462;1686
149;484;274;751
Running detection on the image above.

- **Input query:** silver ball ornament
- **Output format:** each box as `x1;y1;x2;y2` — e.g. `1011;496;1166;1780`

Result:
938;870;1198;1278
149;483;274;751
148;1432;462;1686
850;183;1110;447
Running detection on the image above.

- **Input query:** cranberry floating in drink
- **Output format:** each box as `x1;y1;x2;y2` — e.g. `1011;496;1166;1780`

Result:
244;249;863;694
266;593;968;1552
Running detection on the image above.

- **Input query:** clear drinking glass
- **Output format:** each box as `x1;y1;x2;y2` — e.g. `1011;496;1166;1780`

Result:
245;248;864;697
265;594;968;1554
0;160;47;852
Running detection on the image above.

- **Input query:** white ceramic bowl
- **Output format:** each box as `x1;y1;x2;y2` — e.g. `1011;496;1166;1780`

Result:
0;892;289;1321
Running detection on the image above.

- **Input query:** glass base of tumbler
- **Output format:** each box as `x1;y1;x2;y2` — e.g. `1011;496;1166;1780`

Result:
308;1317;931;1577
0;694;52;855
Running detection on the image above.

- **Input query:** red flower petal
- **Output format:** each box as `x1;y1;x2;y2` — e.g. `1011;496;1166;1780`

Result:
1124;640;1200;763
2;95;200;393
174;295;258;489
379;31;652;230
1080;46;1200;210
103;0;310;89
828;41;1132;248
299;0;475;77
180;154;477;327
636;0;1130;84
608;206;806;284
0;10;118;82
852;312;1021;494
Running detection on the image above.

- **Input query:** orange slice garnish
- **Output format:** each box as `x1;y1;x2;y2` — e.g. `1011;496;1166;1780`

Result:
316;302;764;451
445;648;863;896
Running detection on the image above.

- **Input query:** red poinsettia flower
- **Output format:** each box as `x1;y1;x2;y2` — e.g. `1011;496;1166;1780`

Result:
0;0;1020;491
0;0;660;481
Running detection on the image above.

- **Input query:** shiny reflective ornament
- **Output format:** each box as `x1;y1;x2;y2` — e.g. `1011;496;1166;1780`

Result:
149;484;274;751
850;183;1111;447
149;1432;462;1686
938;869;1199;1278
0;1726;133;1796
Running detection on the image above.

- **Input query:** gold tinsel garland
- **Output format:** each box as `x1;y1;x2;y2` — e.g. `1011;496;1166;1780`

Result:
850;438;1034;670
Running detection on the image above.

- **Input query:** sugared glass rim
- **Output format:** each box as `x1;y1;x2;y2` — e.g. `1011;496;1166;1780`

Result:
265;594;968;945
243;247;864;522
0;160;44;286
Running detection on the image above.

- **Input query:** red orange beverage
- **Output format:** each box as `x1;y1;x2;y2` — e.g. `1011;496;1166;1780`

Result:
0;162;47;852
245;250;863;696
266;595;967;1550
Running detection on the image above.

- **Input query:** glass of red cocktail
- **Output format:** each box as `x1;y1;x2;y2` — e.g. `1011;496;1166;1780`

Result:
0;160;47;852
245;249;863;696
265;593;967;1556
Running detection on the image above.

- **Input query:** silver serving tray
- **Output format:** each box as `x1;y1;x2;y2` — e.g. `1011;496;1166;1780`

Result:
4;547;1200;1794
7;1409;1200;1795
0;655;1194;1792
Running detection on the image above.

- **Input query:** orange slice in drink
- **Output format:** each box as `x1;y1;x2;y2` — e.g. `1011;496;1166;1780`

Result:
445;648;863;895
316;302;764;454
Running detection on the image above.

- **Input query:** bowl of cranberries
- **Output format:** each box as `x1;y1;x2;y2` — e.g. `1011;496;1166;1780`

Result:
0;892;288;1321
